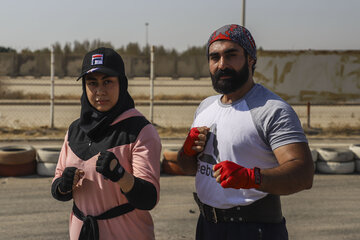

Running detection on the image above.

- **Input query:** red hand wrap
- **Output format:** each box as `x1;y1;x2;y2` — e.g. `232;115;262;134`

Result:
183;128;200;156
214;160;261;189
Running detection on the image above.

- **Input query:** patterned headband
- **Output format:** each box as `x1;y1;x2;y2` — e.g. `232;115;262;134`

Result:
206;24;257;61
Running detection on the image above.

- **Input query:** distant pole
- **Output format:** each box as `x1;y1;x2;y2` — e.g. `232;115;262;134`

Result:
242;0;246;27
307;102;311;128
149;45;154;123
50;45;55;128
145;22;149;47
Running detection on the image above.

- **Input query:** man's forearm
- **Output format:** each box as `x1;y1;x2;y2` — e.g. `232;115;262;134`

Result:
177;147;198;175
258;158;314;195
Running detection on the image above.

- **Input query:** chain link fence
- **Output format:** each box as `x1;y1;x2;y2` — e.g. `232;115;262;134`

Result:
0;76;360;132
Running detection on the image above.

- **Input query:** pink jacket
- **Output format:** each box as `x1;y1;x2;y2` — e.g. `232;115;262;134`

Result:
53;109;161;240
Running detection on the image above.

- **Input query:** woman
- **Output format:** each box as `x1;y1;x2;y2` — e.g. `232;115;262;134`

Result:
51;47;161;240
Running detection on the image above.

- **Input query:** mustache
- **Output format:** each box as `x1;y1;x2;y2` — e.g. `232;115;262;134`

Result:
214;68;237;80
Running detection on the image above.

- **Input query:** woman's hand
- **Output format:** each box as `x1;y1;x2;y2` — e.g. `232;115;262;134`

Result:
58;167;84;194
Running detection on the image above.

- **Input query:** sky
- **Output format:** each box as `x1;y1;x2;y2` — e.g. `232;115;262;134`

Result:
1;0;359;52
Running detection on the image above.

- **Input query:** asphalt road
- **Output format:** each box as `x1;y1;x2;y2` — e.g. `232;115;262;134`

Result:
0;137;359;239
0;174;359;240
0;138;359;240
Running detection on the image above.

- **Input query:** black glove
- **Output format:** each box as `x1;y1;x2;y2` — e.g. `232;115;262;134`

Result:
59;167;77;193
96;151;125;182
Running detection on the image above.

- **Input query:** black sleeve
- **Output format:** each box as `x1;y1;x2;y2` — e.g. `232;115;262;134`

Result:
123;177;157;210
51;177;73;202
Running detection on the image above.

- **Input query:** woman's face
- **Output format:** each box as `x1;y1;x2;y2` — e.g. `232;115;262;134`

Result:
84;72;119;112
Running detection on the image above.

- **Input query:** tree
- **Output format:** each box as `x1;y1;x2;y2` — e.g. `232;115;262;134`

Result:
125;42;141;55
52;42;63;54
73;40;89;54
181;45;206;57
116;46;126;55
0;46;16;53
142;45;150;56
63;42;72;55
21;48;32;54
89;39;113;51
34;48;50;54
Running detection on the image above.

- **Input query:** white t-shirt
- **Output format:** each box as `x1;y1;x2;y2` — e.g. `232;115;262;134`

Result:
192;84;307;209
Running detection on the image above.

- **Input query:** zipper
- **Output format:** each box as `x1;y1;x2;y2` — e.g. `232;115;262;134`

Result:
258;228;262;240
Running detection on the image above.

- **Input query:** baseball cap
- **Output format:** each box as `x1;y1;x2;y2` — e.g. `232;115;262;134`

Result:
77;47;125;80
206;24;257;61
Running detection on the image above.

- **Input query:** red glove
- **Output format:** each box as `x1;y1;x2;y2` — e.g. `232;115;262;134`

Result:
214;160;261;189
183;128;200;156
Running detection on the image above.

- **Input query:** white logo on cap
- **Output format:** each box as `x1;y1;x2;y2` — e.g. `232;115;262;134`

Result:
86;68;100;74
91;54;103;65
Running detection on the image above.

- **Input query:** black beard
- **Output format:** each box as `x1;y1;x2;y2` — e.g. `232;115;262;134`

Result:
210;63;249;94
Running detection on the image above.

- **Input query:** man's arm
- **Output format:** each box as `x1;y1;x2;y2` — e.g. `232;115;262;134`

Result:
258;142;314;195
177;127;209;175
177;147;198;175
213;142;314;195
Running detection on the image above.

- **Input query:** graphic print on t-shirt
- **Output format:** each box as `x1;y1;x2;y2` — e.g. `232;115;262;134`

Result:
197;123;219;177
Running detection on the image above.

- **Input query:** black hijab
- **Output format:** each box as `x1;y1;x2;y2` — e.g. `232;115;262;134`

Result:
76;48;135;140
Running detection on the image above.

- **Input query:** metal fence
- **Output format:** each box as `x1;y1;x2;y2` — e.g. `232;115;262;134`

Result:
0;76;360;130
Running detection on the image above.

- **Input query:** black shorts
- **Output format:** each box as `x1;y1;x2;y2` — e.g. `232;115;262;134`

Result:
196;214;288;240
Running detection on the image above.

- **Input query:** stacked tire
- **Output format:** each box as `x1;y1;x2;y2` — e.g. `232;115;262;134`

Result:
349;144;360;173
316;148;355;174
310;148;318;172
36;147;61;177
0;145;37;177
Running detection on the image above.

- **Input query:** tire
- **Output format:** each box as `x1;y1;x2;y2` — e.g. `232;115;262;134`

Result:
310;149;318;172
0;161;36;177
36;162;57;177
356;160;360;173
349;144;360;159
316;161;355;174
0;145;36;165
36;147;61;163
317;148;354;162
310;149;318;162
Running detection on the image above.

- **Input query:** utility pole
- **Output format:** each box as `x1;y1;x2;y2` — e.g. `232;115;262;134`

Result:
242;0;246;26
145;22;149;47
50;45;55;128
149;45;154;123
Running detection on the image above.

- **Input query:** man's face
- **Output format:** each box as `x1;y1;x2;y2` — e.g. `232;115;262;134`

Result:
208;40;250;94
84;72;119;112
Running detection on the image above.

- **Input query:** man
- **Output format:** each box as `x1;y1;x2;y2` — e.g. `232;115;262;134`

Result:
177;24;314;240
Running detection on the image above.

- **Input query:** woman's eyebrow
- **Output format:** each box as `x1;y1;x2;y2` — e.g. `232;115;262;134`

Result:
101;75;111;80
85;76;97;81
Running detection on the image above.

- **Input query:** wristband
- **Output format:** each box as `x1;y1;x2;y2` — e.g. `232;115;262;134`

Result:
214;161;261;189
183;128;200;156
253;167;262;186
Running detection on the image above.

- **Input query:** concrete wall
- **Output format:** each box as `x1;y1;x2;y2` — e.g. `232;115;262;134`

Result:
0;50;359;103
0;53;16;75
255;51;360;103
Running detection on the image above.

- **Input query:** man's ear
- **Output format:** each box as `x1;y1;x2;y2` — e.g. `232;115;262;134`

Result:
248;56;255;66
